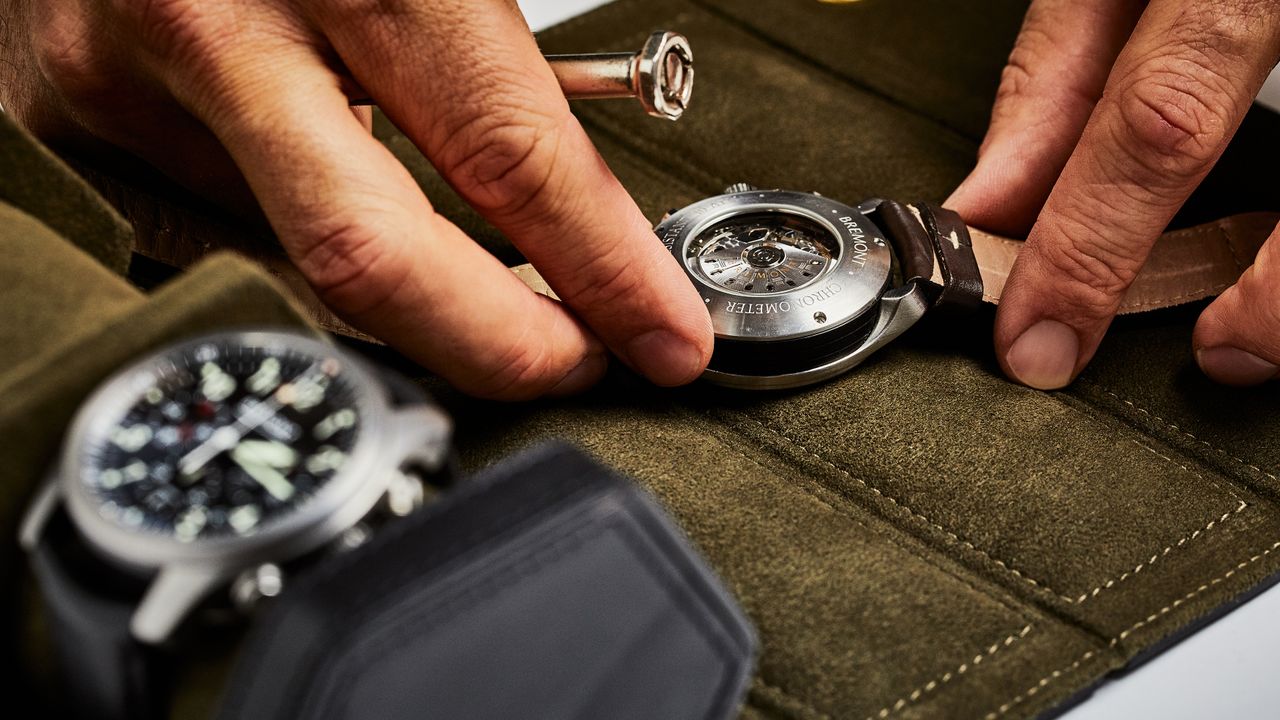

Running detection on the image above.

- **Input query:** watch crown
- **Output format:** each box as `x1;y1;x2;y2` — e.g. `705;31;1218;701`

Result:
723;183;757;194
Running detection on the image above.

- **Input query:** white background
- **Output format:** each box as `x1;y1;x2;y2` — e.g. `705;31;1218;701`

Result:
519;1;1280;717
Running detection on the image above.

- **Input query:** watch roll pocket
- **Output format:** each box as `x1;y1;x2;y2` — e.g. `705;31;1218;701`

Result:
216;441;757;720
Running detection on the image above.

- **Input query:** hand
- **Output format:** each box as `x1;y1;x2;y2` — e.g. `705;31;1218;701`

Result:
0;0;713;399
947;1;1280;388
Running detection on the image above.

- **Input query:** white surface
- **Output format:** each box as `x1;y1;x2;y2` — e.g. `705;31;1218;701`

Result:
1259;66;1280;113
520;1;1280;717
1063;584;1280;719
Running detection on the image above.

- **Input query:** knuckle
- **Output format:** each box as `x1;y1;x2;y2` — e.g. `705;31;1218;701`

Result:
472;331;559;399
437;109;565;219
1109;53;1242;181
107;0;235;69
290;217;408;316
1114;78;1232;174
31;14;99;103
1032;218;1140;320
558;252;647;313
315;0;416;21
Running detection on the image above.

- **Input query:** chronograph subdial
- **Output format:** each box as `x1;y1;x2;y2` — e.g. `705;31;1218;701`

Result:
687;212;838;295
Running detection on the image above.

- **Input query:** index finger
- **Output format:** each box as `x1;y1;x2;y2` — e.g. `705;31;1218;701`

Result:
994;1;1280;389
310;0;714;386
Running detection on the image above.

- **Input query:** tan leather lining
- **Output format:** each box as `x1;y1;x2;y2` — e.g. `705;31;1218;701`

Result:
962;213;1278;314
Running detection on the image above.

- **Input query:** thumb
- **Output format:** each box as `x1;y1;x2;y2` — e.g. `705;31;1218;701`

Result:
1194;225;1280;386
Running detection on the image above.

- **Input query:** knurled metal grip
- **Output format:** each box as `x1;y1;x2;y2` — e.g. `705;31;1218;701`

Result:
347;31;694;121
550;31;694;121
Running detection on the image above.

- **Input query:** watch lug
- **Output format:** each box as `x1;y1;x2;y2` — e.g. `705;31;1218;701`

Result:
855;197;885;215
131;564;224;644
19;478;62;552
857;280;931;355
388;405;453;472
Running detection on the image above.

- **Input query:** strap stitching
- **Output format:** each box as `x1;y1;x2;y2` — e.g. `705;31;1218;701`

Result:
1220;223;1247;273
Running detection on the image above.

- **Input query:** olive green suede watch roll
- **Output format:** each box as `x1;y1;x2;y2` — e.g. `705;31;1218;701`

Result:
426;1;1280;719
5;0;1280;718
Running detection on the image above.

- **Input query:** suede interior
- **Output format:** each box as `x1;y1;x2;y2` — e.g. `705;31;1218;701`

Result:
3;1;1280;718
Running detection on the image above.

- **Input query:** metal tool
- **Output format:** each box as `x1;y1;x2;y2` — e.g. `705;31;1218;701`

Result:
348;30;693;121
550;30;693;120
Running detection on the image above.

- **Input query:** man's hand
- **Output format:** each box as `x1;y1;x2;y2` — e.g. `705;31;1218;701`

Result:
0;0;712;399
947;1;1280;388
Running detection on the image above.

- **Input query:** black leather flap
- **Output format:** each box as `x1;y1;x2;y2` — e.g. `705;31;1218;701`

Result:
217;441;757;720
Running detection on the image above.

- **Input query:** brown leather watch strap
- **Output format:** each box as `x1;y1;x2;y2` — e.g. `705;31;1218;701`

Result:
872;200;983;315
960;212;1278;314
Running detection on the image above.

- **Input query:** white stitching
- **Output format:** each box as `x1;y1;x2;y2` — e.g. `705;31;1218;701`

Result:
750;419;1067;598
868;626;1032;720
753;420;1248;606
696;419;1034;720
985;539;1280;718
1099;388;1279;482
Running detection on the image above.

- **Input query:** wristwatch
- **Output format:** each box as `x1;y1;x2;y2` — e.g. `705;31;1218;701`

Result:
19;330;452;719
654;184;1269;389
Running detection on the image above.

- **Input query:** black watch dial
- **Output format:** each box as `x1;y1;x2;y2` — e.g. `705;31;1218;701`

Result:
685;211;839;295
80;338;364;541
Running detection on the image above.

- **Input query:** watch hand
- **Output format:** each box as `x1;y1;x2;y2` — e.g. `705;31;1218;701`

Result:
178;361;321;477
234;439;298;469
230;443;296;502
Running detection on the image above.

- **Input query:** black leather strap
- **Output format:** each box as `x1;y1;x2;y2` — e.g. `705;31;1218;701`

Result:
868;199;983;315
31;512;164;720
29;362;440;720
218;442;758;720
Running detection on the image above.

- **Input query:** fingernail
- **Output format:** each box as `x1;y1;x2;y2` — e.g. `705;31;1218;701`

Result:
626;330;705;386
1196;346;1278;387
546;353;608;397
1005;320;1079;390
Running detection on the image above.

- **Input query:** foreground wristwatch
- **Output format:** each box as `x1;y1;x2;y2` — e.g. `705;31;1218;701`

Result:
19;330;451;718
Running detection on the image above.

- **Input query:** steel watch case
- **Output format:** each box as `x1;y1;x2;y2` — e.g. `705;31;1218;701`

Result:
19;331;451;644
658;188;930;390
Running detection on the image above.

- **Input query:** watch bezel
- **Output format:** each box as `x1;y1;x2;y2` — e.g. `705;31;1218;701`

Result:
58;330;396;572
658;189;893;343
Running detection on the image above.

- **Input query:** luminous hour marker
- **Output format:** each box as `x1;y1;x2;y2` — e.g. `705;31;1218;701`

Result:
122;507;144;527
229;505;261;534
124;460;148;482
111;424;153;452
305;445;346;474
246;357;282;395
314;409;357;441
286;374;329;411
200;362;236;402
99;469;123;489
145;387;164;404
175;506;208;542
